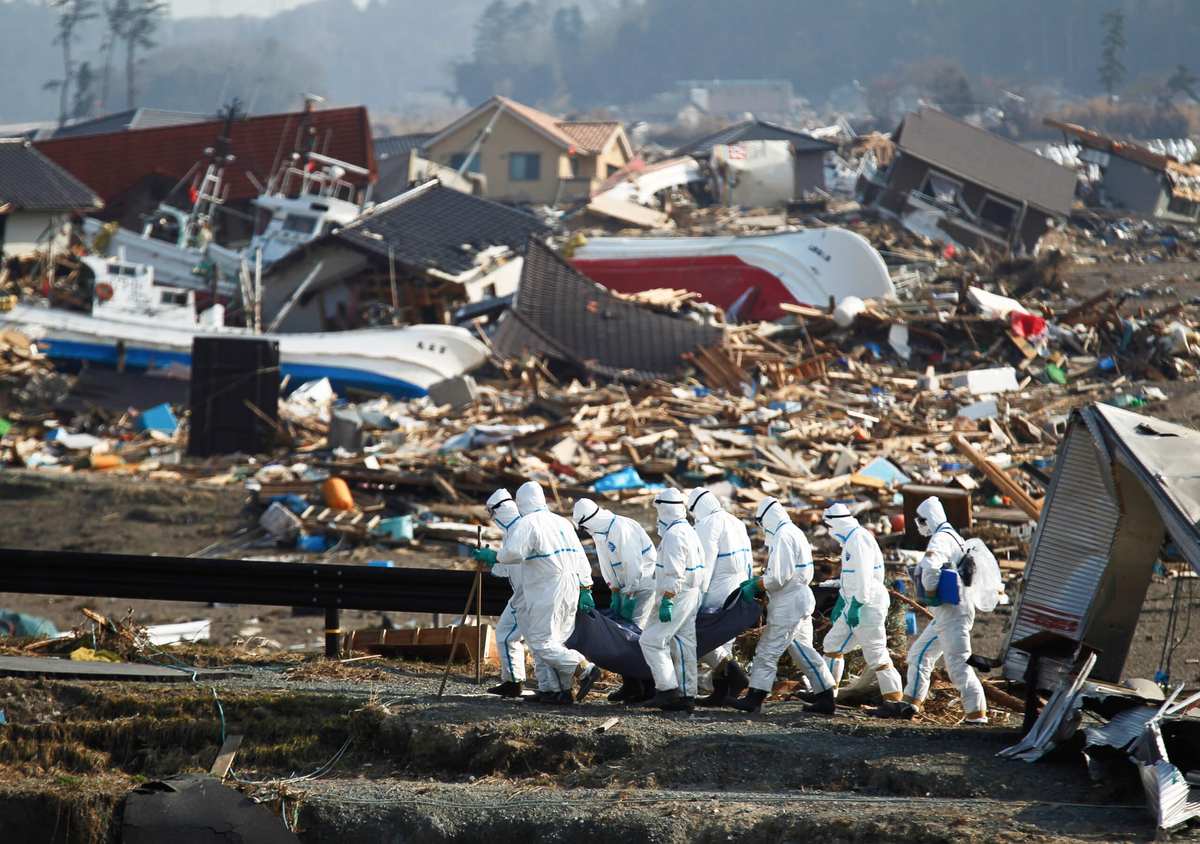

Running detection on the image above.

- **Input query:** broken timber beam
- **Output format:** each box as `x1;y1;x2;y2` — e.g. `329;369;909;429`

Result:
951;434;1041;520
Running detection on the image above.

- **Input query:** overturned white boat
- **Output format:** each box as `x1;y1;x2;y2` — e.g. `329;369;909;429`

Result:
3;256;487;397
570;228;894;322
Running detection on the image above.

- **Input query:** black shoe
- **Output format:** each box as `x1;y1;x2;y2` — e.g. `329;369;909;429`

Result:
895;703;917;720
728;688;768;713
548;690;575;705
640;688;682;710
801;689;836;715
487;681;524;698
534;690;572;704
576;664;603;703
607;676;645;703
868;700;907;719
695;678;729;708
665;695;695;714
631;685;658;704
724;662;749;699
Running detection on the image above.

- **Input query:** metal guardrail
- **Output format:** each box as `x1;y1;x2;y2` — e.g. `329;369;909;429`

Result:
0;549;556;656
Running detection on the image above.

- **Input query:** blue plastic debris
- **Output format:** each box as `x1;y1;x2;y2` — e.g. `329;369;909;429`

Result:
268;494;310;516
135;403;178;434
592;466;647;492
367;560;394;568
297;535;328;552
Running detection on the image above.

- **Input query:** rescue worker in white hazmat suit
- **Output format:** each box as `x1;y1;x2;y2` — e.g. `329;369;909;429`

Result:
892;496;988;723
483;490;529;697
572;498;658;702
687;488;751;707
820;503;904;704
638;487;706;712
473;482;603;704
728;497;837;714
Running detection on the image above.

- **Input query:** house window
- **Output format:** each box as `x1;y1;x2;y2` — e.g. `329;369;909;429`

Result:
282;214;317;234
919;171;962;205
607;164;621;177
1168;195;1200;218
978;195;1020;230
509;153;541;181
449;152;481;173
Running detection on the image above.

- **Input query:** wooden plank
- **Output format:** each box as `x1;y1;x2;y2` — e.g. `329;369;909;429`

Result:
209;734;244;780
951;434;1041;520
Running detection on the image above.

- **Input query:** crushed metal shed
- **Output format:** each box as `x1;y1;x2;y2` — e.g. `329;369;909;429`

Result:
1001;403;1200;688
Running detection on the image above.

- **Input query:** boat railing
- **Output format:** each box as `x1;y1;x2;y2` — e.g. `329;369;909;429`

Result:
277;165;358;204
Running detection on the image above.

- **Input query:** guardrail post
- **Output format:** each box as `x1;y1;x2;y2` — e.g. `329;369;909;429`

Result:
325;607;341;658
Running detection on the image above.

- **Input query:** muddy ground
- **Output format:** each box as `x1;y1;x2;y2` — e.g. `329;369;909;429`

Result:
0;662;1163;843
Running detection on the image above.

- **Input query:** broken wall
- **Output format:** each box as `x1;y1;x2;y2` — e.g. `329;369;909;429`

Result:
1101;156;1166;216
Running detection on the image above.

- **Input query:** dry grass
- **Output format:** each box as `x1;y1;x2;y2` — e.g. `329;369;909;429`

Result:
284;660;391;682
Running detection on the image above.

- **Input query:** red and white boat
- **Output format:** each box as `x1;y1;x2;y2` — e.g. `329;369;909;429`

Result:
570;229;893;322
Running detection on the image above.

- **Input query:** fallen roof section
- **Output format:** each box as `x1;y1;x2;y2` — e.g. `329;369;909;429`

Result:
0;139;102;212
491;237;723;381
330;179;553;279
895;107;1077;216
675;119;838;158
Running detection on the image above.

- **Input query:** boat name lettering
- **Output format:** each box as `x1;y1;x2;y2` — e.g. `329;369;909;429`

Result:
807;245;832;263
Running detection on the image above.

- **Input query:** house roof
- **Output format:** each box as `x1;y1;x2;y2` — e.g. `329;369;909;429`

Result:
53;108;208;139
374;133;435;160
491;237;723;381
894;107;1077;216
675;120;837;158
0;139;102;212
426;97;628;156
33;106;375;204
1044;117;1200;179
326;179;552;278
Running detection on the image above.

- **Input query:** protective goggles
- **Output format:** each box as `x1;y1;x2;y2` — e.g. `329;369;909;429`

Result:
576;503;600;527
486;495;513;517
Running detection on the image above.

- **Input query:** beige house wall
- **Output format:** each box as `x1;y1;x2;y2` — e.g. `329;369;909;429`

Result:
425;111;572;204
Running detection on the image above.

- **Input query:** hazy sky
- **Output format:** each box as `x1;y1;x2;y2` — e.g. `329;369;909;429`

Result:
170;0;366;17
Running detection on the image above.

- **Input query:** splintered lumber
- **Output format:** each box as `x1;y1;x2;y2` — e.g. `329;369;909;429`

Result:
951;434;1042;520
210;734;244;780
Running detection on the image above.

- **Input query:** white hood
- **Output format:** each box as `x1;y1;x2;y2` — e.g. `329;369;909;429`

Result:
515;481;547;516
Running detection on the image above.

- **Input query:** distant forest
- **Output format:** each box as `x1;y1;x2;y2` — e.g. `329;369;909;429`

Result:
3;0;1200;127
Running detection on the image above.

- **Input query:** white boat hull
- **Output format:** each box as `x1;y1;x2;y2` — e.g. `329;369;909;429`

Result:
3;305;488;397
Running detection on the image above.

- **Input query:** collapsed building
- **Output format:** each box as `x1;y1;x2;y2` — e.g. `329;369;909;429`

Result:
857;107;1077;254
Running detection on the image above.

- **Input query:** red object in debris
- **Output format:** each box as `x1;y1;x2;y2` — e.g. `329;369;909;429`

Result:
548;462;577;478
942;244;955;259
891;514;905;533
188;186;199;204
1009;310;1047;339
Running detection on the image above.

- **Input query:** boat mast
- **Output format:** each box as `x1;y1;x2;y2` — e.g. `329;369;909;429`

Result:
186;100;241;245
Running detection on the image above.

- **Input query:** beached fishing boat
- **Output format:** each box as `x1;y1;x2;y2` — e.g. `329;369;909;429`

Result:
3;255;487;397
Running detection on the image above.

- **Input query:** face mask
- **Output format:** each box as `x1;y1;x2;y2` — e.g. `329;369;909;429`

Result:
916;517;931;537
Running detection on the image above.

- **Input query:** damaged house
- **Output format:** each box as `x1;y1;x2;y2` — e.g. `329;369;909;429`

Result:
422;96;633;206
1045;118;1200;224
858;107;1076;254
0;139;102;260
259;179;551;331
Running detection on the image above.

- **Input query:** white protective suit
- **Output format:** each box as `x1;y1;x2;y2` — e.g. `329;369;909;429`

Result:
496;483;594;692
572;499;657;630
689;488;754;671
488;490;527;685
748;498;836;695
904;497;987;717
821;504;903;698
639;489;706;695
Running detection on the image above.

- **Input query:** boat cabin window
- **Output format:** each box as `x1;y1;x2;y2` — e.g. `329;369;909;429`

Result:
107;263;139;276
161;291;190;306
283;214;317;234
310;203;330;212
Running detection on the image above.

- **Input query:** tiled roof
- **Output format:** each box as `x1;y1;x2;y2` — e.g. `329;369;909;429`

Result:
675;120;837;158
53;108;208;139
374;133;435;159
0;139;102;212
428;97;626;156
556;121;621;154
34;106;375;203
894;107;1077;216
491;238;722;381
331;179;552;278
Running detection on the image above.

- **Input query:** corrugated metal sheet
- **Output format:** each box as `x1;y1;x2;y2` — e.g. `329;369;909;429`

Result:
1004;422;1122;682
1085;706;1156;753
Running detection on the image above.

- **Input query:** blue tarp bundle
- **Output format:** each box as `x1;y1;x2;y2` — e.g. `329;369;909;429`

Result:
565;589;761;680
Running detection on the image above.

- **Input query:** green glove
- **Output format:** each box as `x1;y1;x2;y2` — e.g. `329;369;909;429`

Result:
659;595;674;623
620;595;636;623
471;547;498;567
739;577;763;605
847;597;863;628
579;588;595;612
610;593;623;616
830;595;846;623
